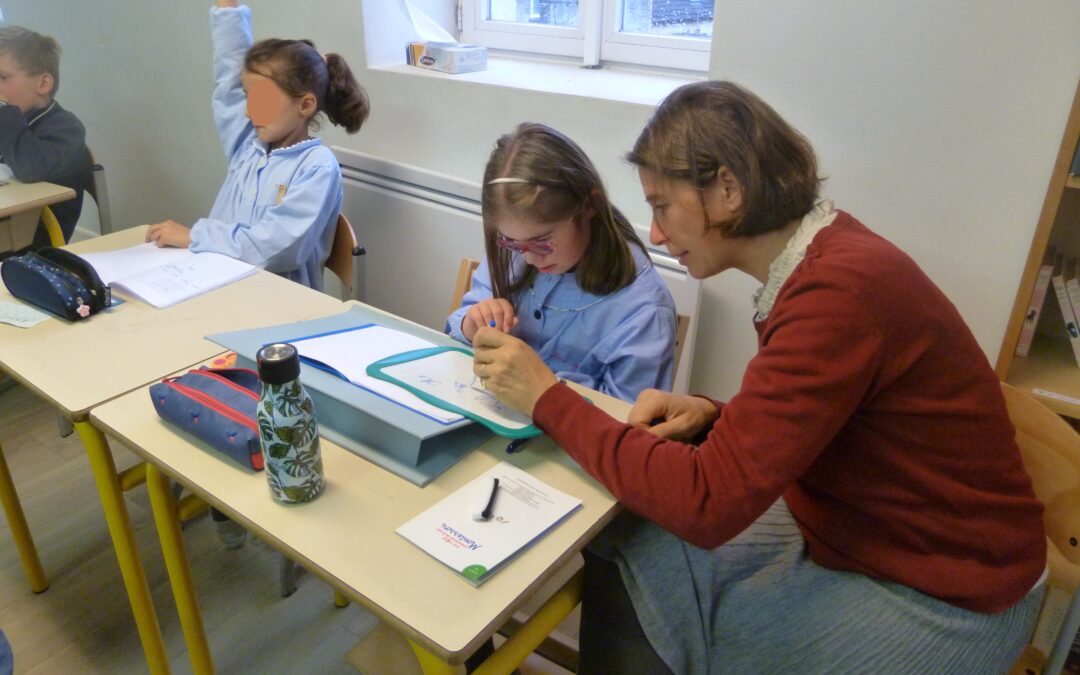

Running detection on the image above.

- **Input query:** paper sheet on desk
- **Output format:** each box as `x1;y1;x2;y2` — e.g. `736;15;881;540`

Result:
289;324;465;424
0;300;50;327
397;462;582;585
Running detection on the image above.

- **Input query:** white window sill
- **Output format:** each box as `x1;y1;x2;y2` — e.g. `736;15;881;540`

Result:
370;55;703;107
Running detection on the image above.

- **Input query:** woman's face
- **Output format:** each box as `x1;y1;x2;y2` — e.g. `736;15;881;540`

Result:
495;211;590;276
639;167;742;279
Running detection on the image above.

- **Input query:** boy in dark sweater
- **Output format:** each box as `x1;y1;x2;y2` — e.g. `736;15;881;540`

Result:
0;26;92;250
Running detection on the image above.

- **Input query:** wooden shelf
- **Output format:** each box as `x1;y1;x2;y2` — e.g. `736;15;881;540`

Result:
1006;334;1080;417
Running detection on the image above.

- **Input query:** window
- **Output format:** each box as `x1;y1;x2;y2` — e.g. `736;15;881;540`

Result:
460;0;714;71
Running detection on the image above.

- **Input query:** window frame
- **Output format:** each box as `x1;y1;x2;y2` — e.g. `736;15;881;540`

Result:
459;0;713;71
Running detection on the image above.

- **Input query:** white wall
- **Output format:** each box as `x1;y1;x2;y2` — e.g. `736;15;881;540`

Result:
11;0;1079;399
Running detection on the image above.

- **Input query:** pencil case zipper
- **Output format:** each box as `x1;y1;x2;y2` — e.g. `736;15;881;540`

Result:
187;369;261;400
165;381;259;432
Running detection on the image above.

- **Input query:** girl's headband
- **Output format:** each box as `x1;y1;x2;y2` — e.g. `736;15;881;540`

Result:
487;177;531;185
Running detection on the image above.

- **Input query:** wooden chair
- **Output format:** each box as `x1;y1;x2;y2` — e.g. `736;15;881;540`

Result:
324;213;365;300
1002;382;1080;675
449;257;480;315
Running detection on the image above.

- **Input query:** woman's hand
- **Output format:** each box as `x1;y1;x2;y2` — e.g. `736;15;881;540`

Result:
146;220;192;248
462;298;519;341
216;0;238;8
628;389;720;441
473;327;557;416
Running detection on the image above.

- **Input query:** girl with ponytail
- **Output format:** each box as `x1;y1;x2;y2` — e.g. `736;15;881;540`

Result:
146;0;369;291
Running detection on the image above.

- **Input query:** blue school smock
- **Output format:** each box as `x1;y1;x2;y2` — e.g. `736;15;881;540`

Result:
446;244;677;402
190;5;341;291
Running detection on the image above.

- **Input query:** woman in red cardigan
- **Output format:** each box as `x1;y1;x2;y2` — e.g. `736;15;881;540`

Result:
472;81;1047;674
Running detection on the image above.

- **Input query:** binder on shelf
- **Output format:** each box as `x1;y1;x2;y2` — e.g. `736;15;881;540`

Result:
1071;138;1080;176
1053;252;1080;367
1016;246;1056;358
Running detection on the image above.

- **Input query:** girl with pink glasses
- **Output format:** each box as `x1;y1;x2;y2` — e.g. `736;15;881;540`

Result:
445;122;677;402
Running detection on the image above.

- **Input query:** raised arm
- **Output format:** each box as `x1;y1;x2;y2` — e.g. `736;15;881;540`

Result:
209;2;255;160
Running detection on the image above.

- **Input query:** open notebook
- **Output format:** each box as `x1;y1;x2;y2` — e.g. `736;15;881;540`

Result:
79;243;256;309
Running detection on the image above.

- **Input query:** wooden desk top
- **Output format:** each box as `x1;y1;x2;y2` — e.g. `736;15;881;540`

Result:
0;180;76;218
0;226;345;418
91;376;625;664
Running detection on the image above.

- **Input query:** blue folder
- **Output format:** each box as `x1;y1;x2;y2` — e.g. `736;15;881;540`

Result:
207;305;491;486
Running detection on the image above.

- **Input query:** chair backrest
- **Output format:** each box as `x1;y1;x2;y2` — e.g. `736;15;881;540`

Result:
673;313;690;383
86;146;112;235
325;213;365;299
1001;382;1080;675
447;256;692;388
448;257;480;316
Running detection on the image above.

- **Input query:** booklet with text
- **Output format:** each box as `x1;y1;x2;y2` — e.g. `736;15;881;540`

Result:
396;462;582;585
79;243;256;309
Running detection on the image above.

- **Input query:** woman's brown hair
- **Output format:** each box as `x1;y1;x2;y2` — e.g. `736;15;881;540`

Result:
245;38;369;134
628;80;821;237
482;123;646;301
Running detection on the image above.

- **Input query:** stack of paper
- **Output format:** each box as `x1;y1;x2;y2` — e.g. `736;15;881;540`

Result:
396;462;582;585
80;243;256;309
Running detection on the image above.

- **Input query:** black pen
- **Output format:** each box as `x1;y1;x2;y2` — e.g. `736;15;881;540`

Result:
506;437;531;453
471;476;500;521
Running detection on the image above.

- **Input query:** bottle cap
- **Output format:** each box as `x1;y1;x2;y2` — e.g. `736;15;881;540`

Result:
256;342;301;384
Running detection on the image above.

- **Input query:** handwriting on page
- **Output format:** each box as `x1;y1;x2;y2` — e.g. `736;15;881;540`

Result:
383;351;534;430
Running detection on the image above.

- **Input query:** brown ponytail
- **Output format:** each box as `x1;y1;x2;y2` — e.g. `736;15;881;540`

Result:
324;53;369;134
245;39;369;136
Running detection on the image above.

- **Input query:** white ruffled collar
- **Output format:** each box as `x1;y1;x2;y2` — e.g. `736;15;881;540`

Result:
753;200;837;320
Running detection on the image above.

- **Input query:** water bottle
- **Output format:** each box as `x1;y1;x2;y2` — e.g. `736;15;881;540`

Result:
256;342;325;504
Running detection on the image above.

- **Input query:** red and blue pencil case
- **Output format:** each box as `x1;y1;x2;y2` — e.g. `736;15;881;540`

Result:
149;367;264;470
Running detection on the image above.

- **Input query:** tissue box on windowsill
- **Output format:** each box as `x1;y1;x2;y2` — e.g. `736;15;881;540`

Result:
406;41;487;74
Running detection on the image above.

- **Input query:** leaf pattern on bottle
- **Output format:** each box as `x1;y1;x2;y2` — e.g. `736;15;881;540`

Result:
258;379;325;504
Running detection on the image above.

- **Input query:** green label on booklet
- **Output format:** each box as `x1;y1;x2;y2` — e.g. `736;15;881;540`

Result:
366;346;542;439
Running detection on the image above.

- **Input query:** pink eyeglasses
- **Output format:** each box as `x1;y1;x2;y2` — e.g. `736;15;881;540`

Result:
496;235;556;256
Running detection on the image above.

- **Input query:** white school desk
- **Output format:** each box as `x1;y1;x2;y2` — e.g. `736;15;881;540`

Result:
0;180;75;248
0;180;74;219
0;225;346;675
90;345;626;675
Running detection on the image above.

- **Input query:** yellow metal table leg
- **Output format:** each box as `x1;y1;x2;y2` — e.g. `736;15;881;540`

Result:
146;463;214;675
41;206;65;246
475;569;583;675
334;590;350;608
407;639;458;675
74;420;170;675
0;442;48;592
405;569;583;675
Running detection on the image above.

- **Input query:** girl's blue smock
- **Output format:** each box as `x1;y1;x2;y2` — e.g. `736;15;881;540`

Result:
446;244;678;402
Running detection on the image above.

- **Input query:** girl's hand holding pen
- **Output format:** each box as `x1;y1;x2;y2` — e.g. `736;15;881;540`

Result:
473;327;557;416
463;298;519;341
